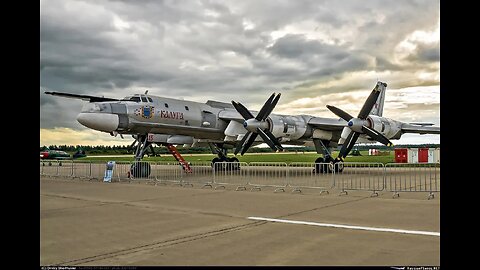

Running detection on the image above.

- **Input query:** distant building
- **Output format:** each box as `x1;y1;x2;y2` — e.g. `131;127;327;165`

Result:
395;148;440;163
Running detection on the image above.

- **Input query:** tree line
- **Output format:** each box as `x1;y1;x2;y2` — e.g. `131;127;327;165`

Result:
40;143;440;155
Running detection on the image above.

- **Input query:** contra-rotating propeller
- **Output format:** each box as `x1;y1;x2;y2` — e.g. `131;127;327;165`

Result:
326;82;393;162
232;93;284;155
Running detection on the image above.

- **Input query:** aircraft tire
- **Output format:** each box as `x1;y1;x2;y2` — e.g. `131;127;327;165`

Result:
314;157;329;174
211;157;221;168
228;157;240;170
130;161;151;178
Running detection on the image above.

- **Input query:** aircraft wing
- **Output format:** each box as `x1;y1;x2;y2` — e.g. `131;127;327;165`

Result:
44;91;120;102
218;109;246;122
401;123;440;134
219;110;348;132
306;116;346;131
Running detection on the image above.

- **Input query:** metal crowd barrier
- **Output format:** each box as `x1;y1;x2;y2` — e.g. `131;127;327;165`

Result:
114;161;134;182
248;162;288;192
40;160;441;199
182;161;214;187
71;160;91;179
40;160;69;177
334;162;385;196
212;162;249;190
288;162;333;194
385;163;440;199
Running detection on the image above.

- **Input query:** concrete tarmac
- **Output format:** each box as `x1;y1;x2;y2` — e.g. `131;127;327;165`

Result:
40;176;440;266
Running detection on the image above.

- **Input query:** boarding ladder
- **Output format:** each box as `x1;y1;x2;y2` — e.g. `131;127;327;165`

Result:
166;144;192;173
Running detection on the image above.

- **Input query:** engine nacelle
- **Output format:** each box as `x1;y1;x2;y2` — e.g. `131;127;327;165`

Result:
366;115;402;140
268;115;308;141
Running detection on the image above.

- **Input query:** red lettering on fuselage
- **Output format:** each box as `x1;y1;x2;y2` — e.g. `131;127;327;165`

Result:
160;110;184;120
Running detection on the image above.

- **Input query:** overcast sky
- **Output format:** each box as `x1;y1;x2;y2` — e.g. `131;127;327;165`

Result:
40;0;440;146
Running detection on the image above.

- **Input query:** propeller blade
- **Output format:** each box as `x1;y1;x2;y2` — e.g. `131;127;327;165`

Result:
337;131;360;160
357;84;382;119
256;128;278;152
241;133;259;155
232;101;254;120
264;130;284;151
255;93;276;121
326;105;354;122
234;131;251;155
361;126;394;146
260;93;281;120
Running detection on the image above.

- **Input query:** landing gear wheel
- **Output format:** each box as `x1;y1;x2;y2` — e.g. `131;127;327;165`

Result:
211;157;220;168
313;157;329;174
130;161;151;178
227;157;240;170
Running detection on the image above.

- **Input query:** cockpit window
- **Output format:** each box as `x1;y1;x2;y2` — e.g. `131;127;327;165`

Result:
141;96;148;102
147;97;153;102
122;96;141;102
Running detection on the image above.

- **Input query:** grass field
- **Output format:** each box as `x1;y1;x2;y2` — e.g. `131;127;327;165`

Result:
81;151;395;164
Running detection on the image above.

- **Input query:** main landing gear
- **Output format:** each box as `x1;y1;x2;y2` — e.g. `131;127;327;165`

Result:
312;139;344;174
209;143;240;170
130;134;152;178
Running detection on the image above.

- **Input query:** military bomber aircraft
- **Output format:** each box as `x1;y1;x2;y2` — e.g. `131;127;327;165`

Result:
44;81;440;176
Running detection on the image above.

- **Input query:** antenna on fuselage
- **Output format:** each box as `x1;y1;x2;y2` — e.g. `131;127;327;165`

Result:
145;90;149;94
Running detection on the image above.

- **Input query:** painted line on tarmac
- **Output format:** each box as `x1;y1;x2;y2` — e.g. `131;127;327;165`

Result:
247;217;440;237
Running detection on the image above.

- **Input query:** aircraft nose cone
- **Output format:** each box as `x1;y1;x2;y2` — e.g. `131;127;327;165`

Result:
77;113;119;132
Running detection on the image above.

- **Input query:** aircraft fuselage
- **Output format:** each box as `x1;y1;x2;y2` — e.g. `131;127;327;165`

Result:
77;94;229;140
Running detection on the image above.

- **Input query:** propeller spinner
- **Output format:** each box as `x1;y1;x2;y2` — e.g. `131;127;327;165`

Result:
232;93;284;155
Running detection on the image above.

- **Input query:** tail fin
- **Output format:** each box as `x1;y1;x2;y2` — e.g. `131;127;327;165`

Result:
369;81;387;116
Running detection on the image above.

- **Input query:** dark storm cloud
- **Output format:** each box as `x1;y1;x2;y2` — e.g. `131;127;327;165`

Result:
405;42;440;63
374;57;402;71
268;34;349;60
41;0;439;131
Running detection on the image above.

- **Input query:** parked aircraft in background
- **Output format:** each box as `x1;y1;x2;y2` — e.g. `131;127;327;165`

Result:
44;81;439;176
40;149;71;160
72;149;87;159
